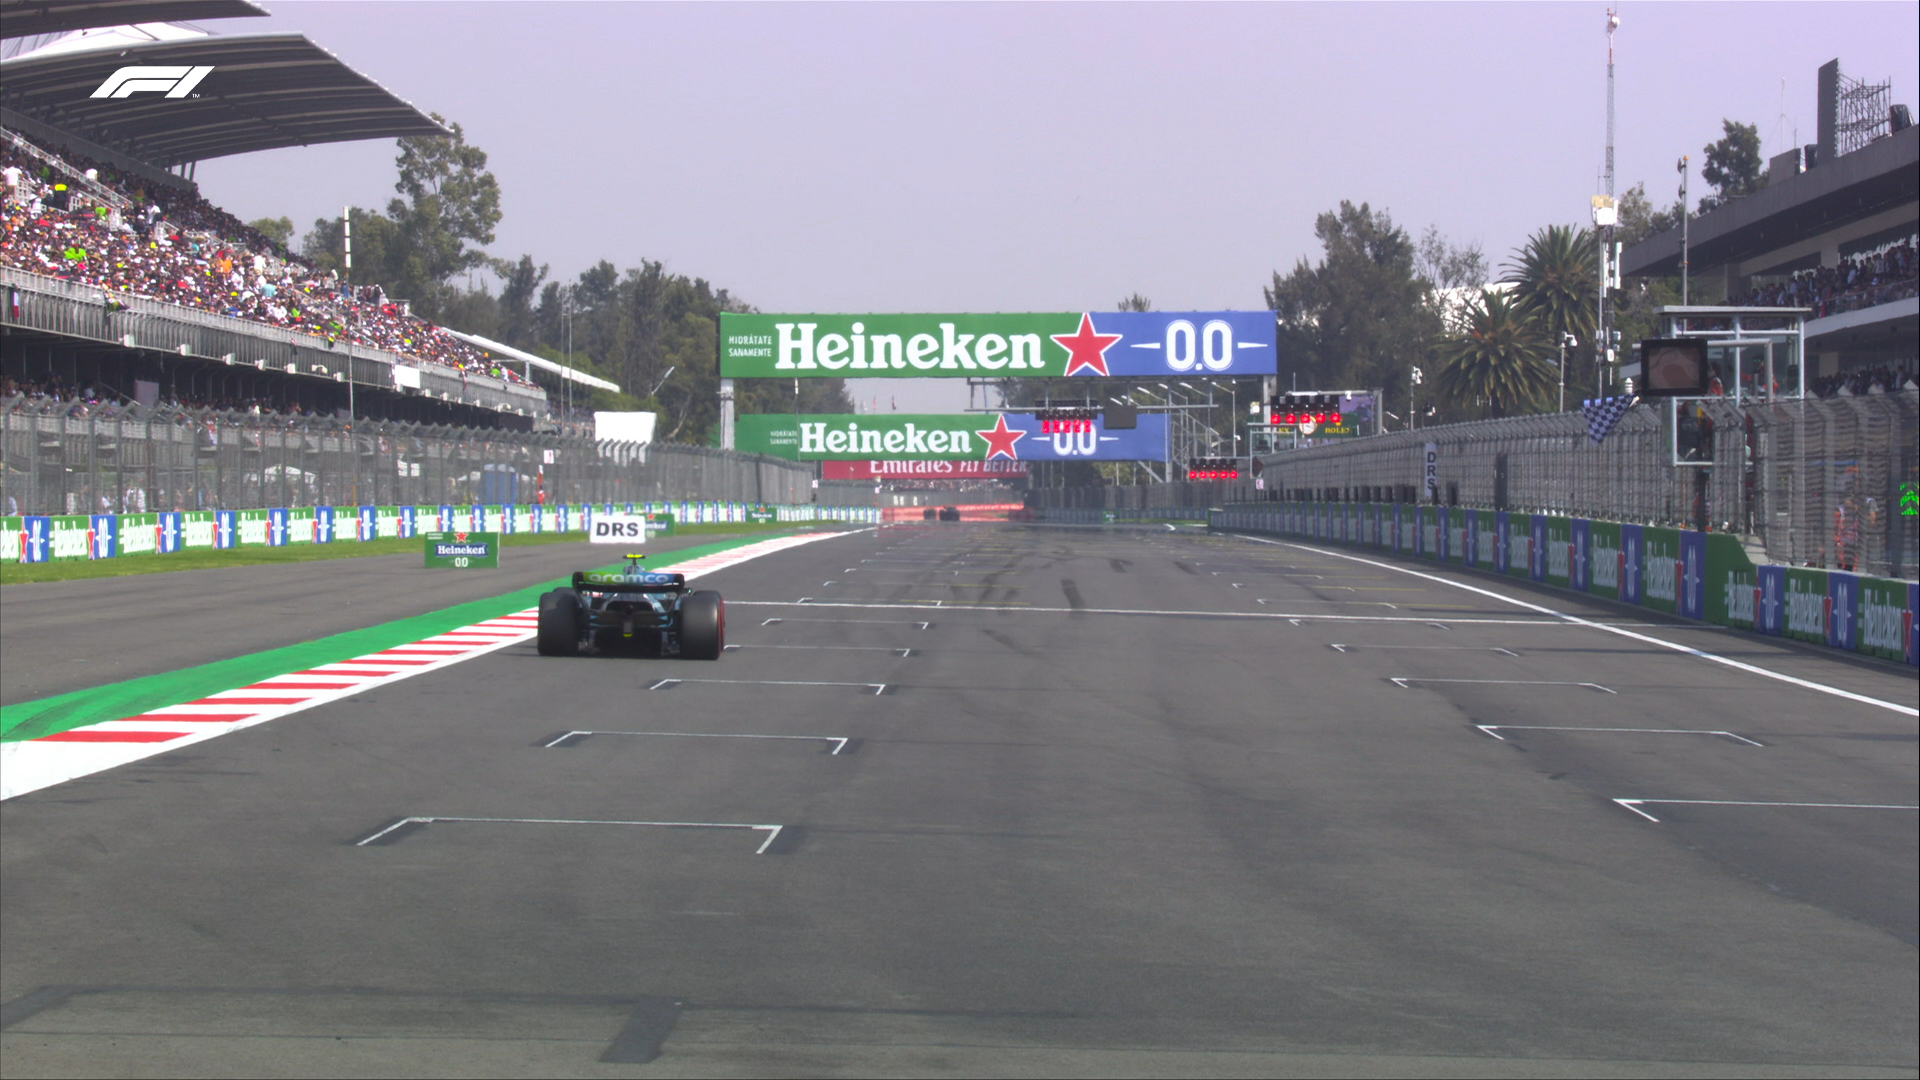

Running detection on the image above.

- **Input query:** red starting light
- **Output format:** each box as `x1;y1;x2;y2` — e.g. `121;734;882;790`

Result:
1330;411;1342;424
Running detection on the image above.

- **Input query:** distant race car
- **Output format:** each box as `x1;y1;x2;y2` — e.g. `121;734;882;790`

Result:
537;554;724;659
938;506;961;522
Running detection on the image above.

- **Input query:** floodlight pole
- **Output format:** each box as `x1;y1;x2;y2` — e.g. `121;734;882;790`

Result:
1678;155;1691;304
1600;9;1619;394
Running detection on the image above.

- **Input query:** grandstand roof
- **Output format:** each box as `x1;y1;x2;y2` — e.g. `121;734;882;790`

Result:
441;329;625;394
1623;124;1919;279
0;28;448;166
0;0;266;42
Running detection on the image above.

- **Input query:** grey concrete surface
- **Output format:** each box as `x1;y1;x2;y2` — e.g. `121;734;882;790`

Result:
0;532;790;706
2;523;1914;1078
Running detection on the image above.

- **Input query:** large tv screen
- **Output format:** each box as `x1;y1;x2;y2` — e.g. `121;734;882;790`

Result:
1637;338;1710;396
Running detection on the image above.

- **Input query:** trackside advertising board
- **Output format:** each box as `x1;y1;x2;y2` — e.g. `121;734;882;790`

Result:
720;312;1277;379
423;531;499;569
1196;501;1918;668
737;413;1171;462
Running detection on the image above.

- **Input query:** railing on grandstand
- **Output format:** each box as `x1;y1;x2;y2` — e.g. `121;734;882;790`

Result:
1806;278;1920;320
0;266;545;415
3;129;133;210
1023;390;1919;580
0;398;816;517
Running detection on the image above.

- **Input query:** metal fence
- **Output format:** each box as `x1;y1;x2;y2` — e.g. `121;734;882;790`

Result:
1026;391;1919;579
0;398;815;516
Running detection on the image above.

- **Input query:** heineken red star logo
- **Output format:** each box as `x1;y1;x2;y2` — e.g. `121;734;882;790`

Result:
1051;313;1122;376
975;414;1026;460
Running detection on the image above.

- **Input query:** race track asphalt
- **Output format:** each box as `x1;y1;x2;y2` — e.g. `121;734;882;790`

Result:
0;533;762;707
2;522;1915;1078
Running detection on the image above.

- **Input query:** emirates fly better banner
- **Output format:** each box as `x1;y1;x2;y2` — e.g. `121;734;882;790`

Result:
736;413;1171;461
720;312;1277;378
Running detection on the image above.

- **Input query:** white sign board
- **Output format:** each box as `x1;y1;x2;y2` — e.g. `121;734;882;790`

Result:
1423;442;1439;502
593;411;657;445
588;513;659;544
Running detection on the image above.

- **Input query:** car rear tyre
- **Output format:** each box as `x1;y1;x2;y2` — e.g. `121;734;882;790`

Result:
537;591;583;656
680;590;725;660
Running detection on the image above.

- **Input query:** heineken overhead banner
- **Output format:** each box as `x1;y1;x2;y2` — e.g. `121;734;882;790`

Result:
737;413;1170;461
720;312;1277;378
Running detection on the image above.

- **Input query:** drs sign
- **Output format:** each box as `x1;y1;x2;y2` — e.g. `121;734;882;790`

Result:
590;513;672;543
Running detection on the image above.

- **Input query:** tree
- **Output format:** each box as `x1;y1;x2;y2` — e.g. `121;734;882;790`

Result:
1504;224;1597;399
493;254;548;350
1614;182;1683;249
379;115;503;317
1698;119;1766;213
247;216;295;252
1435;290;1554;418
1415;225;1488;335
300;208;398;285
1116;292;1153;312
1265;201;1435;410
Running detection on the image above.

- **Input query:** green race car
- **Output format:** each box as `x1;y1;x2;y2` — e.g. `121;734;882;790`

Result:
537;554;724;660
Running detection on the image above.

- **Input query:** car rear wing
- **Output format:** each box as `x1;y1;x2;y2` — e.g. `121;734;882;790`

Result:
573;569;686;592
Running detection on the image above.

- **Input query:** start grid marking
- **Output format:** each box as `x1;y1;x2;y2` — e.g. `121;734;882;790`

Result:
0;531;856;801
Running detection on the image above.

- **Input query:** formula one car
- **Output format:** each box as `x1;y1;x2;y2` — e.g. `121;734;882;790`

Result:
537;554;724;659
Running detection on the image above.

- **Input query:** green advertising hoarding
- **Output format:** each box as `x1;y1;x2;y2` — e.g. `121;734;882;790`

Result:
424;531;499;569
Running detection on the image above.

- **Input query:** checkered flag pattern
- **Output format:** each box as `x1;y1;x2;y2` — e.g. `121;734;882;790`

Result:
1581;395;1639;445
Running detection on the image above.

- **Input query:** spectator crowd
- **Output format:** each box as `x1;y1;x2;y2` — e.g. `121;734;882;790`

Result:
1807;364;1917;399
1;130;534;390
1734;236;1919;317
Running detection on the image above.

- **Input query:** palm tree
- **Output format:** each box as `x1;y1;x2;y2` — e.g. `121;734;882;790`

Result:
1505;225;1596;396
1436;290;1555;418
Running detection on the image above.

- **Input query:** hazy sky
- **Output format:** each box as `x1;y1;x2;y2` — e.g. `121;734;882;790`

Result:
188;1;1918;410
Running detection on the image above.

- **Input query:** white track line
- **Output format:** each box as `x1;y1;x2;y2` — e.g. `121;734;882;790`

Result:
544;730;850;754
1392;677;1615;694
725;644;913;656
1332;644;1519;655
1613;799;1919;823
1477;725;1763;747
733;600;1656;627
1235;536;1918;718
354;815;785;853
646;678;886;695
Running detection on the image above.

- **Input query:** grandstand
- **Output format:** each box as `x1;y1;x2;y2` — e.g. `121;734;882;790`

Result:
1622;58;1918;394
0;1;601;429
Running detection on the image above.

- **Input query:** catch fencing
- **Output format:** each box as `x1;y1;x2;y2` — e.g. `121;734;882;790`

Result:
0;398;815;517
1027;391;1918;580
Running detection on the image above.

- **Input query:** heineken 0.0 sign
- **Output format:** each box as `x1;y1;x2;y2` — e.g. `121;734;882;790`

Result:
720;311;1276;379
424;531;499;569
736;413;1170;461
